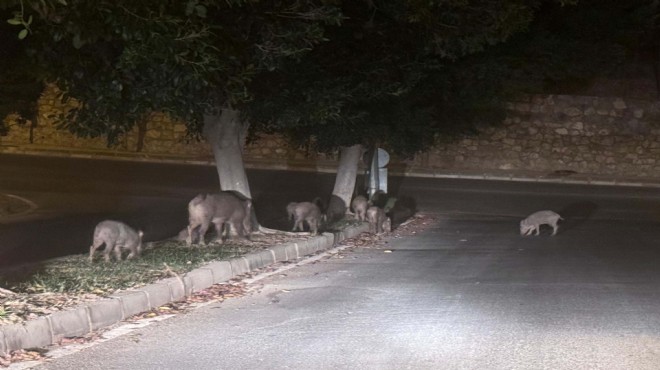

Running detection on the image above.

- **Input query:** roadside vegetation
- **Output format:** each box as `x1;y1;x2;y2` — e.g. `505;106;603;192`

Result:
0;218;364;325
0;233;305;325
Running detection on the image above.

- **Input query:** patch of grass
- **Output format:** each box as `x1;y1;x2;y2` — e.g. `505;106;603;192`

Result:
0;240;251;296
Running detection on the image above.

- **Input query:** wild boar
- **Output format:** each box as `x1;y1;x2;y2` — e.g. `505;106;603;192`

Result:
289;201;323;235
351;195;369;222
367;206;389;234
89;220;143;262
286;202;297;221
187;192;252;246
325;195;346;223
520;210;563;236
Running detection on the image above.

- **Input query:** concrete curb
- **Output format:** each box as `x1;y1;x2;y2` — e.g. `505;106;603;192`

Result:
0;224;369;356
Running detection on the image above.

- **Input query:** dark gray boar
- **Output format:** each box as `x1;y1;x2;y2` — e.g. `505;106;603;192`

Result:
187;192;252;247
89;220;143;262
289;201;322;235
286;202;297;221
351;195;368;222
367;206;389;234
325;195;346;223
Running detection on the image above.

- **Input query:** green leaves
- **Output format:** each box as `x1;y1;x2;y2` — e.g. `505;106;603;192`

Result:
2;0;345;144
6;2;32;40
185;0;207;18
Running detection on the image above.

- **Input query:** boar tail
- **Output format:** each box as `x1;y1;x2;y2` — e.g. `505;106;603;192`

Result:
137;230;144;253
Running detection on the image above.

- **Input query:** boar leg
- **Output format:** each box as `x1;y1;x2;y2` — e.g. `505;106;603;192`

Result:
113;243;123;261
306;217;318;235
212;220;226;244
293;216;304;232
89;240;104;262
186;224;200;247
102;242;116;262
231;221;249;240
197;221;212;246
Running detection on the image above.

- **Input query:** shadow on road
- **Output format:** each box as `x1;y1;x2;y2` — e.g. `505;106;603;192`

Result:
558;201;599;233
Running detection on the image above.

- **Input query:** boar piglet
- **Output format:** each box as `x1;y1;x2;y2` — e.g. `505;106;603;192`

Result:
288;201;323;235
367;206;390;234
89;220;143;262
351;195;368;222
187;192;252;247
520;210;563;236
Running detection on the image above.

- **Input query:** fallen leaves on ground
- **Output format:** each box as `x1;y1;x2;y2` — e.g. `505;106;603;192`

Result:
0;291;103;326
128;282;247;321
0;348;48;367
332;213;438;257
0;230;318;327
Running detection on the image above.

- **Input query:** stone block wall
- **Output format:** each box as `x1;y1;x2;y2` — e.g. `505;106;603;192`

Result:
2;86;660;178
413;95;660;177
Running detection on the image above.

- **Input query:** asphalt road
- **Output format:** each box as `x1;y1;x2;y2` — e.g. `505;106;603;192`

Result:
2;154;660;368
33;207;660;369
2;153;660;265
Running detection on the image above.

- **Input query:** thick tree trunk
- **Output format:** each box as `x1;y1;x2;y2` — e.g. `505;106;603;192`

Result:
203;107;251;198
329;144;363;218
136;118;147;152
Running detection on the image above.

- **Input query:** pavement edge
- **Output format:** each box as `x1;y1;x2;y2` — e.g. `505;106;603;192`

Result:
0;223;370;356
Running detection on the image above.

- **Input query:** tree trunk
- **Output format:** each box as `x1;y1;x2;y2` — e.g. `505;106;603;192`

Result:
203;107;252;198
136;118;147;152
329;144;363;217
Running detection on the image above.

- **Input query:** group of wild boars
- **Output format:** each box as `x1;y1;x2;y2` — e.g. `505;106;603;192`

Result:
287;201;323;235
88;191;254;262
89;220;143;262
186;191;252;246
351;194;390;234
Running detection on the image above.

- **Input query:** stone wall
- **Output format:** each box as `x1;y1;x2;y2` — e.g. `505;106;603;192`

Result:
414;95;660;177
0;85;326;163
2;87;660;178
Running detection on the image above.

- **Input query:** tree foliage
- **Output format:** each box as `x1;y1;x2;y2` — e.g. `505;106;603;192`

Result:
247;0;657;159
247;0;549;158
2;0;656;158
0;3;43;135
3;0;342;144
